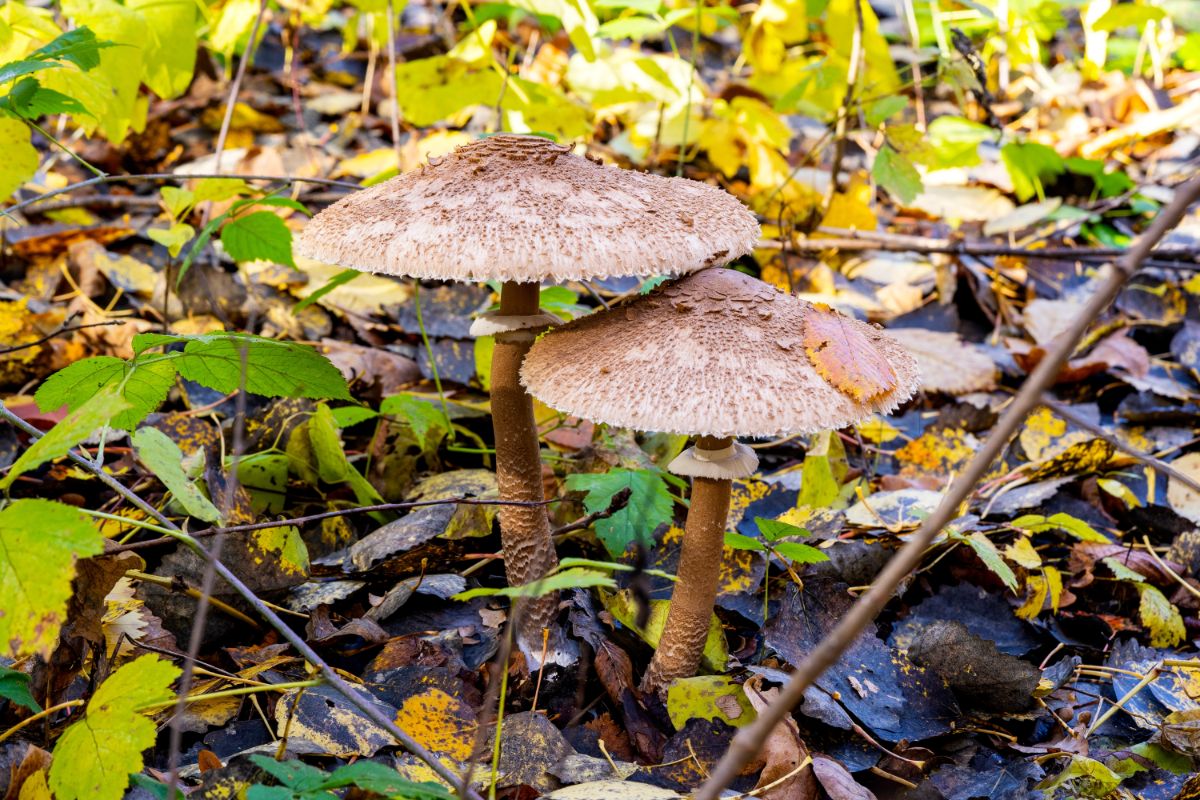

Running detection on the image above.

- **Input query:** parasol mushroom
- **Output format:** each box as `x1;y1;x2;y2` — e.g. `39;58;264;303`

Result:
295;134;758;664
519;267;920;690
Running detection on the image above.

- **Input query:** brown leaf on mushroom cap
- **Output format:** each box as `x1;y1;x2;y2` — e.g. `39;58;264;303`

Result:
802;303;898;403
520;268;919;438
296;134;760;283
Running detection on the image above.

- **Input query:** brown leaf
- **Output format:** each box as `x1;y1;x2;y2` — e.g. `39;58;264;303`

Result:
811;755;876;800
742;679;819;800
802;303;896;402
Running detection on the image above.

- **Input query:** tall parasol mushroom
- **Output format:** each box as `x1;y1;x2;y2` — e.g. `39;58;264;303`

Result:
520;267;920;689
296;135;758;663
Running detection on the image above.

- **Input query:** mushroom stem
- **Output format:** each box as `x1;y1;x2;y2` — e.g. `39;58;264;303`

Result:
490;280;561;661
641;435;735;695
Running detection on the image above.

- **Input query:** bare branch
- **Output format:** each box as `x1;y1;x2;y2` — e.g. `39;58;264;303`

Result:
692;174;1200;800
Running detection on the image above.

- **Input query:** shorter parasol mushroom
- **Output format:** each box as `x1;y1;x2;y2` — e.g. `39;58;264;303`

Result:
520;267;920;693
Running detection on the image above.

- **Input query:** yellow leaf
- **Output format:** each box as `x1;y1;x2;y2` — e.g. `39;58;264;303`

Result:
603;589;728;672
1138;584;1186;647
0;118;37;201
1005;536;1042;570
17;770;51;800
393;688;477;760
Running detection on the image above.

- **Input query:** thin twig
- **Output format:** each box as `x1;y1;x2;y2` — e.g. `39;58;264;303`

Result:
108;496;557;552
552;487;631;537
827;0;864;200
213;0;270;174
0;404;486;800
6;173;361;219
1041;396;1200;495
385;0;403;162
0;320;124;356
692;175;1200;800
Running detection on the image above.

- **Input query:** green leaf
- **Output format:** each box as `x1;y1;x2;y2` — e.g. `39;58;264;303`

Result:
319;760;453;798
1034;755;1121;798
167;334;350;400
963;532;1018;593
797;431;848;509
1093;4;1165;32
49;655;181;800
873;144;923;205
564;468;674;558
917;115;993;169
125;0;196;98
236;452;290;514
754;516;810;542
0;664;42;712
0;385;131;490
147;223;195;258
0;500;104;659
380;394;449;453
0;77;91;118
1011;513;1109;543
772;541;829;563
131;427;222;523
28;26;112;71
1001;142;1065;203
220;211;295;267
596;16;669;39
0;117;38;201
666;675;756;730
248;755;329;793
160;186;195;219
306;405;385;505
1137;584;1186;647
330;406;379;428
1101;556;1145;583
724;531;766;551
35;356;177;431
293;269;361;313
866;95;907;127
453;568;617;599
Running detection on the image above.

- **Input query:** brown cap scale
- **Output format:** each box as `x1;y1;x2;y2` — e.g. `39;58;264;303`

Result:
296;136;760;666
520;267;920;690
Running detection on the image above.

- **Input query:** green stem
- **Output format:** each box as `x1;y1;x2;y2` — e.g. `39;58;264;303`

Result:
138;679;322;711
26;119;107;178
488;658;510;800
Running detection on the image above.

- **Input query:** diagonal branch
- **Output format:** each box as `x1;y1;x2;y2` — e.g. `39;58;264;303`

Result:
0;404;486;800
693;174;1200;800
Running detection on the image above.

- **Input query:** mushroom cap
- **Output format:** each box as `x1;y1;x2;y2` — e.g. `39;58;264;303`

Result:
295;135;760;284
520;268;920;438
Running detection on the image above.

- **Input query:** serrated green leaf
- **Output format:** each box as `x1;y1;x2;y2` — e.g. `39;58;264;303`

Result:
964;532;1018;593
0;500;104;659
755;516;810;541
49;655;180;800
320;760;453;798
330;406;379;428
220;211;295;267
0;76;91;118
131;427;222;523
1034;755;1121;798
874;144;923;205
0;665;41;712
1101;556;1145;583
306;405;385;505
564;468;674;558
35;356;177;431
248;755;329;792
171;335;350;400
1137;584;1186;647
0;385;131;490
772;541;829;563
380;393;448;453
724;531;766;551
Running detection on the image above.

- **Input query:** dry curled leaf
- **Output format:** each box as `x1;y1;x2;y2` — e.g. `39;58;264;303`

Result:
887;328;996;394
802;303;897;402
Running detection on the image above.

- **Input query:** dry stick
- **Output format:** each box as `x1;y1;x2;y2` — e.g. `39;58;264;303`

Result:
7;173;361;219
385;0;403;164
212;0;270;174
108;496;556;552
826;0;864;201
1040;396;1200;495
692;174;1200;800
0;320;123;355
0;406;485;800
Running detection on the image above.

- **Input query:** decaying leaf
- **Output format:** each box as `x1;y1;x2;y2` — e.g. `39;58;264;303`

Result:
887;328;996;394
802;303;897;402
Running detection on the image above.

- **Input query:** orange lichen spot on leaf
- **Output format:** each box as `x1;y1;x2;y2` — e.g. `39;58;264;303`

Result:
802;303;898;402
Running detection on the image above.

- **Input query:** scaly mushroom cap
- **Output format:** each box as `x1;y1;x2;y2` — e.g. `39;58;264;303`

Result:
295;135;760;283
520;268;920;438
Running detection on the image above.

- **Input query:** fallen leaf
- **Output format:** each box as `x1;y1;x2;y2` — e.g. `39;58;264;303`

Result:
802;303;897;402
